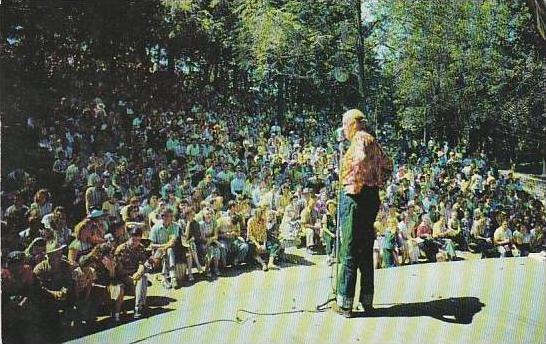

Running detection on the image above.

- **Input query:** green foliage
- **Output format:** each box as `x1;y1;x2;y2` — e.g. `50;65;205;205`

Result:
375;0;545;161
1;0;544;166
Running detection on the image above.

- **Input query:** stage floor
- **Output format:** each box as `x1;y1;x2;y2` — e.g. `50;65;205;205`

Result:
65;251;545;344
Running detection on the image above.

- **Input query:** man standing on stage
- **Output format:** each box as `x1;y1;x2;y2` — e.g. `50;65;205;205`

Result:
332;109;393;318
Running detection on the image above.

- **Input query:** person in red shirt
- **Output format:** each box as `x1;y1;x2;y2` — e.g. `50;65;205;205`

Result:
415;215;439;262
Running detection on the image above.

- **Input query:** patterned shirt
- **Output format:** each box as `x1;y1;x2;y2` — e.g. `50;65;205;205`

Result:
247;217;266;243
114;241;149;275
341;131;392;194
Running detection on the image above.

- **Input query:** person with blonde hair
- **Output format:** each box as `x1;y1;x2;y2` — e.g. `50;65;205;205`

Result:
332;109;392;318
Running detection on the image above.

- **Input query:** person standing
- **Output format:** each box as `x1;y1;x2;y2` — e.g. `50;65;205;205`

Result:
333;109;392;318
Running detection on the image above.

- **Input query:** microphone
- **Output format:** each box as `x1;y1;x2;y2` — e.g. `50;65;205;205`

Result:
335;127;345;142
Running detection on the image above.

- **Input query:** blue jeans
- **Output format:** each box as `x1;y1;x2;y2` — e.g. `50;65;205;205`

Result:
336;187;380;309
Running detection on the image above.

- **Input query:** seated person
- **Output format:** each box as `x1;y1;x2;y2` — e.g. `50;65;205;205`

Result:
468;211;494;257
278;205;301;250
264;210;281;269
247;207;280;271
415;214;438;262
493;220;513;258
299;195;321;255
32;245;73;339
512;223;532;257
199;209;221;278
68;219;98;266
149;209;180;289
321;200;337;265
182;207;205;281
41;206;72;247
2;251;41;343
432;215;457;260
79;243;125;323
531;223;545;252
381;214;399;268
104;220;129;250
216;214;249;268
114;226;152;319
445;212;465;250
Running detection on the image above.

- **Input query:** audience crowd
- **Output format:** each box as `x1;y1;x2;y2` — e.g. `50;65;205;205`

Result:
2;92;545;341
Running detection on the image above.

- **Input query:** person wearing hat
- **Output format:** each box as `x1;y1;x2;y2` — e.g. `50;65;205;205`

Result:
87;209;108;245
114;225;151;319
33;244;73;335
2;250;41;343
3;251;34;300
23;236;47;268
149;208;180;289
332;109;393;318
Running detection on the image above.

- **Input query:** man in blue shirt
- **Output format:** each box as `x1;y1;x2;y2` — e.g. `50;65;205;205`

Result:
150;209;180;289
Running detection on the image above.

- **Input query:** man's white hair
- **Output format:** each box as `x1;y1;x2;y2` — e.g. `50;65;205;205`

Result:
342;109;365;124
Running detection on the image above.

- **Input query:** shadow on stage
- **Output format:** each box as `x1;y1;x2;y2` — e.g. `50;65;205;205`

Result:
353;297;485;324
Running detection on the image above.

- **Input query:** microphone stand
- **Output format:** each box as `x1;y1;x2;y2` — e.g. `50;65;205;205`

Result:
332;140;344;297
317;137;345;310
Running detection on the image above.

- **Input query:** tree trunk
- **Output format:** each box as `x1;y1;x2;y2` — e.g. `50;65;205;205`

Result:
355;0;366;111
277;74;285;122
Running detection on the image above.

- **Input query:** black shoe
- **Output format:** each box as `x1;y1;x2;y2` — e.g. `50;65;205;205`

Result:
355;302;375;315
331;303;352;318
361;305;375;314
